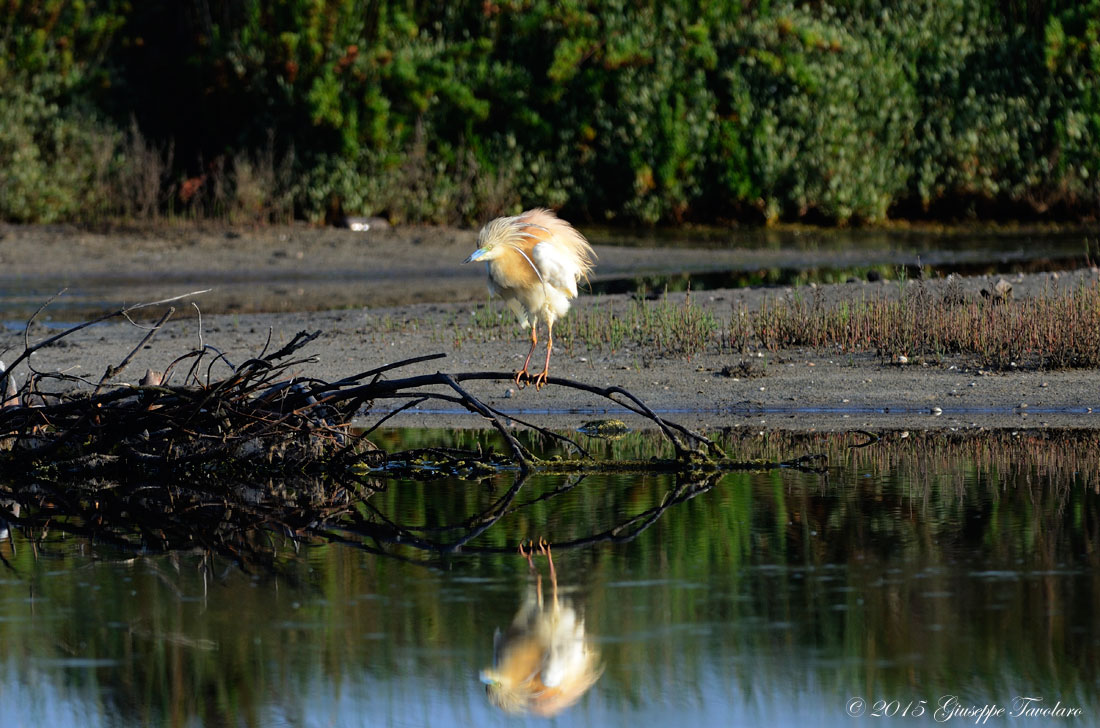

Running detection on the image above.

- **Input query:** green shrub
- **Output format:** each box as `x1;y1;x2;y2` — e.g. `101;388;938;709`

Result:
893;1;1051;211
0;0;1098;224
0;83;119;222
0;0;127;221
1042;0;1100;207
718;3;917;222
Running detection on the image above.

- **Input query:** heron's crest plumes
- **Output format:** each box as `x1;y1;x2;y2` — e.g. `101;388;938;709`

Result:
475;209;595;279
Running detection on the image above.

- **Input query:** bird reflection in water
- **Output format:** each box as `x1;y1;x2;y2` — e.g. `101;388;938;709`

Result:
480;539;603;716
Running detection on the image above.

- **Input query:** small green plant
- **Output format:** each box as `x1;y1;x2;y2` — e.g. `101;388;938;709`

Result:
558;290;720;358
470;300;505;331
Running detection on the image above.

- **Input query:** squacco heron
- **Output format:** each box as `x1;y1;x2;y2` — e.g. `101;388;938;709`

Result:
479;541;603;716
463;209;596;389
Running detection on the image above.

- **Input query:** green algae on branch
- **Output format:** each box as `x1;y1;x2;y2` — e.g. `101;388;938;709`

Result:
577;418;631;439
367;440;827;479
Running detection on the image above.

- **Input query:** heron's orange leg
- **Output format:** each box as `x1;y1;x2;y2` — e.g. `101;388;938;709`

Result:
537;538;558;606
532;322;554;391
518;539;536;570
519;539;545;605
514;326;539;388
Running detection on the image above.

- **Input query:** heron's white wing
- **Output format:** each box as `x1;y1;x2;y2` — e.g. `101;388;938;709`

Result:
532;242;579;299
541;608;587;687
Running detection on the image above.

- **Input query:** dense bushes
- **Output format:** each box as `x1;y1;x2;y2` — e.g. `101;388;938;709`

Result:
0;0;1097;225
0;1;124;222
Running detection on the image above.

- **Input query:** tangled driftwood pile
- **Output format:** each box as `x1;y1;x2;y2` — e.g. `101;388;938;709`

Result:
0;292;742;478
0;292;826;568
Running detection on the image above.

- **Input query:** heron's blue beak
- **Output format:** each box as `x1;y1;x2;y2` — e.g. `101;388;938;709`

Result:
463;248;488;264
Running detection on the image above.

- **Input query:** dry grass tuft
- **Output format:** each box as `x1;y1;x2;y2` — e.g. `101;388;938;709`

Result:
751;280;1100;369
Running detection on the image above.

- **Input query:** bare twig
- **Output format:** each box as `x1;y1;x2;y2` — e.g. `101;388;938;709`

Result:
192;301;204;350
93;307;175;396
2;289;210;391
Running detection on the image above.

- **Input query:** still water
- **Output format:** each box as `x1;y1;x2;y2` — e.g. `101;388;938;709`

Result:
3;227;1095;323
1;430;1097;727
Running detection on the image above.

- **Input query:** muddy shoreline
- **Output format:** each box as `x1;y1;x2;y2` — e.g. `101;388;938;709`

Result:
3;223;1099;433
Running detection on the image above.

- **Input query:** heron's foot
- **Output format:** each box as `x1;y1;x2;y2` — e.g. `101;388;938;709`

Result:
520;538;555;563
513;368;532;389
537;538;557;582
518;539;537;570
514;367;550;390
531;369;549;391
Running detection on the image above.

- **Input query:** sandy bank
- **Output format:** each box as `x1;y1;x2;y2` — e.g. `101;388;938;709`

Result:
3;223;1099;433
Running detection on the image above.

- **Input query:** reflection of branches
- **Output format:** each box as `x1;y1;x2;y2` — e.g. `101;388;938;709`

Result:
0;445;828;571
328;473;535;556
552;475;720;549
0;476;368;573
317;450;832;562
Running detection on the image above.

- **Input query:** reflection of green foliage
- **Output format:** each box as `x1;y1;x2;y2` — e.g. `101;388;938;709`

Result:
0;428;1098;724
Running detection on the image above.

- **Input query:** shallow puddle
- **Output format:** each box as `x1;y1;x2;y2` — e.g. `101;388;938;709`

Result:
1;227;1093;321
0;429;1097;726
